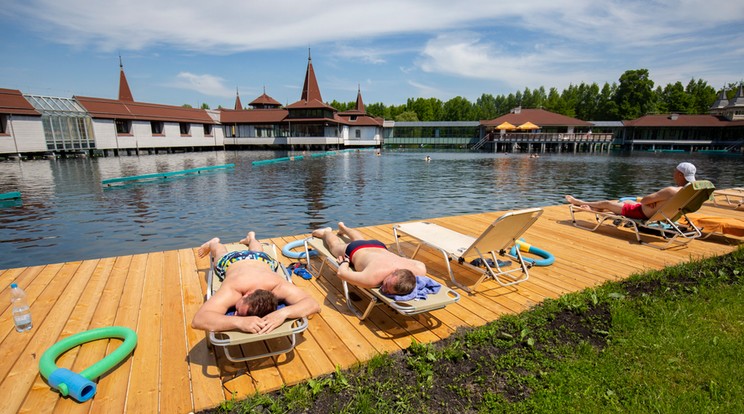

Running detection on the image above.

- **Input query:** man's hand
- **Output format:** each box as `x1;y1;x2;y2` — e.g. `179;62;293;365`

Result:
259;310;289;334
236;316;268;333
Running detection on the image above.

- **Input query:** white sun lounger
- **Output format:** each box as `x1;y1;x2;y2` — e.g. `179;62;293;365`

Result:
392;208;544;293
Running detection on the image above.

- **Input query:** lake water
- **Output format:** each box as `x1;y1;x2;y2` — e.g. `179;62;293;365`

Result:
0;150;741;269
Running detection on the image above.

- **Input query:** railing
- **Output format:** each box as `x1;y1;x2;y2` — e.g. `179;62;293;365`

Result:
491;132;613;143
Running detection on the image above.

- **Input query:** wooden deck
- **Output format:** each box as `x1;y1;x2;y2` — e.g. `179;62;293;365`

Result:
1;202;741;413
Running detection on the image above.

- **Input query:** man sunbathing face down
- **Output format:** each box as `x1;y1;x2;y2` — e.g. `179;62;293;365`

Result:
564;162;697;221
312;222;423;296
192;232;321;334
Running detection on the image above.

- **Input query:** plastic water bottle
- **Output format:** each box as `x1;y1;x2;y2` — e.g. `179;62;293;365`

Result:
10;283;32;332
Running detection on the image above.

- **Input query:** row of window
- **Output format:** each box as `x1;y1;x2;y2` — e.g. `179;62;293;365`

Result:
114;120;213;136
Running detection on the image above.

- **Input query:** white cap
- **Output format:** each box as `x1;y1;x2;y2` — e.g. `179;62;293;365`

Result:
676;162;696;182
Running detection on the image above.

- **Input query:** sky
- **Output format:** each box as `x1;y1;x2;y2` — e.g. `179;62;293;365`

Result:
1;0;742;109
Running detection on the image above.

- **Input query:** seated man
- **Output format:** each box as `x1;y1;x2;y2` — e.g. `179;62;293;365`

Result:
312;222;423;295
192;231;320;334
565;162;696;220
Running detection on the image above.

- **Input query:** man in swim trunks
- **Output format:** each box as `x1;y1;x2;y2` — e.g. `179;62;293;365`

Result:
192;231;320;334
312;222;423;295
565;162;697;220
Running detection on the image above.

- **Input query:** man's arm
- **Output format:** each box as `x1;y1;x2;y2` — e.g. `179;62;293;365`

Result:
259;282;321;333
336;261;379;288
191;287;268;333
640;186;680;206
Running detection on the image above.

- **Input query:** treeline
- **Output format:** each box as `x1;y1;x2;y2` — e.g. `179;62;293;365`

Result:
328;69;740;122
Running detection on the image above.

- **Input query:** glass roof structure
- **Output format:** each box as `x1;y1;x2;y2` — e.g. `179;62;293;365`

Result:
23;94;88;116
23;94;94;152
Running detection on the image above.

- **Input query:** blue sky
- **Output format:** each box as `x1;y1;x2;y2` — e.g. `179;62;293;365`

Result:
1;1;742;109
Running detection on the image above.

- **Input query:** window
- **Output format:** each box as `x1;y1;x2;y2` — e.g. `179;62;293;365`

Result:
203;124;212;136
179;122;191;135
151;121;164;135
355;129;361;138
115;119;131;134
350;115;357;121
0;114;7;134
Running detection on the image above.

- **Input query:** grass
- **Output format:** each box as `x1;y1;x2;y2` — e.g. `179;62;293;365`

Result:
201;246;744;414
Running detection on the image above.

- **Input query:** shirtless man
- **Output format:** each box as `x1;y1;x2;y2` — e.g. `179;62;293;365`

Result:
192;231;320;334
312;222;423;295
565;162;696;220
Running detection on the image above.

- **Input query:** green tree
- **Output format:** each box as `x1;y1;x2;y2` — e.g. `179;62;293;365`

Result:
200;103;211;110
394;110;419;122
658;81;693;113
442;96;474;121
614;69;655;119
686;79;717;114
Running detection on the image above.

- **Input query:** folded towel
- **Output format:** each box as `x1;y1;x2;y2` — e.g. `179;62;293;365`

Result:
382;275;441;301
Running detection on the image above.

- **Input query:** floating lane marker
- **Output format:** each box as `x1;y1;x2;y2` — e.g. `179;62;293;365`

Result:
102;164;234;185
0;191;21;200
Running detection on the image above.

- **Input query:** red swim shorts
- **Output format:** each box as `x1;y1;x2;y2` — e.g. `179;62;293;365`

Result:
621;202;647;220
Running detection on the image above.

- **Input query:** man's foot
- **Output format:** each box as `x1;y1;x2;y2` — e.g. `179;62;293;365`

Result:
337;222;349;236
312;227;332;238
197;237;220;258
239;231;256;246
565;195;583;206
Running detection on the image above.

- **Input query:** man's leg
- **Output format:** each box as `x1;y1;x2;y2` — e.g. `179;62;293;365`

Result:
337;222;366;241
565;195;624;214
312;227;347;257
239;231;263;251
197;237;228;261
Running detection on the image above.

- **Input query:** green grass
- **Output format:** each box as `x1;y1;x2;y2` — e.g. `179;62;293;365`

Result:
202;247;744;414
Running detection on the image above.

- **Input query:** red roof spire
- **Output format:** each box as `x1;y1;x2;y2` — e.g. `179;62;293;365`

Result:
234;87;243;110
118;56;134;102
355;84;365;113
300;48;323;103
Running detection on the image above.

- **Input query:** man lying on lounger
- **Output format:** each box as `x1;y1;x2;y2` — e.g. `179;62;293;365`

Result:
565;162;696;220
192;231;320;334
312;222;423;295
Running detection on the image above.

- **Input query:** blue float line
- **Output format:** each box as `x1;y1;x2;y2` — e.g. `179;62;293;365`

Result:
102;164;234;185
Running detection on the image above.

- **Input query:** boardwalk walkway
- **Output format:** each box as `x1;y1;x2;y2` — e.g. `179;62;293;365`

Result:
0;202;741;413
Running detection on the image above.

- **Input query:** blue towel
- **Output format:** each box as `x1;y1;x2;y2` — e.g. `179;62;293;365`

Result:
382;275;441;301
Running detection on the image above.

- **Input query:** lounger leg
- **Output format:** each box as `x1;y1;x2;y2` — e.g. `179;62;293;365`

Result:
342;280;378;320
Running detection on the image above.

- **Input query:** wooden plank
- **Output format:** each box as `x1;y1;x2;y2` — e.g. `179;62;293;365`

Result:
160;250;193;414
181;248;226;412
125;252;163;413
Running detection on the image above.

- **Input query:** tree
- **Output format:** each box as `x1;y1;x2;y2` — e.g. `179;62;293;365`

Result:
685;78;717;114
442;96;474;121
614;69;655;119
394;111;419;122
200;103;210;110
658;81;692;114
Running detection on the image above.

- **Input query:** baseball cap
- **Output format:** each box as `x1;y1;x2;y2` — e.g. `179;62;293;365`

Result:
676;162;696;182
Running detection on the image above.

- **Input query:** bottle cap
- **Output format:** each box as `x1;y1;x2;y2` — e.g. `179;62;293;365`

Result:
10;283;18;288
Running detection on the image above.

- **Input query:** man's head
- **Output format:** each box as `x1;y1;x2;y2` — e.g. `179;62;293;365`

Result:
381;269;417;295
236;289;278;317
675;162;696;185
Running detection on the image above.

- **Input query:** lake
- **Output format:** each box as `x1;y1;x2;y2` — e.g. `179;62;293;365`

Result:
0;149;741;269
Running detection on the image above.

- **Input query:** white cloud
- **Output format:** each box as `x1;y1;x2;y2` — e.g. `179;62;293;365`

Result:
167;72;234;98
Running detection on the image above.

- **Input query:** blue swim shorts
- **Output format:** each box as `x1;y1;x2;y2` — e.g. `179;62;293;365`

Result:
214;250;278;281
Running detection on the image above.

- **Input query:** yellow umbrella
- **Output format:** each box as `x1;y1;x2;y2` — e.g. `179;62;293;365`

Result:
495;121;516;130
517;121;540;130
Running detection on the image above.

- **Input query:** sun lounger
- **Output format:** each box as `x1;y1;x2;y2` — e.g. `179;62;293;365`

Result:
206;243;308;362
392;208;544;293
302;237;460;320
711;188;744;210
569;180;716;249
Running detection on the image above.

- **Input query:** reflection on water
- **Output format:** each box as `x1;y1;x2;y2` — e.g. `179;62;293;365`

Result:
0;150;741;269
